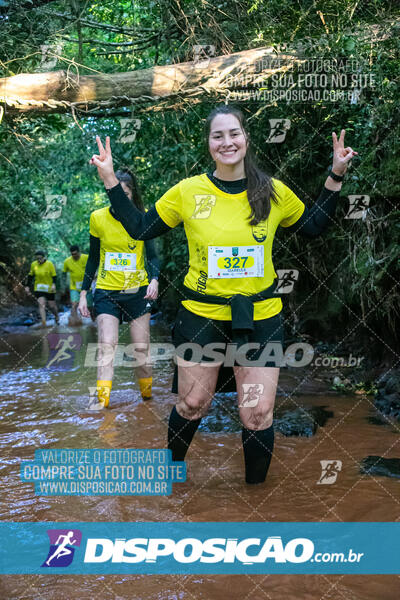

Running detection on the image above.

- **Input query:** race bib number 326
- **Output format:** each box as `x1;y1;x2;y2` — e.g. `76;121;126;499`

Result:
104;252;136;272
208;246;264;278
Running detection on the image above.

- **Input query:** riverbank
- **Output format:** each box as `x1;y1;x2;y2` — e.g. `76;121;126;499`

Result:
0;302;39;334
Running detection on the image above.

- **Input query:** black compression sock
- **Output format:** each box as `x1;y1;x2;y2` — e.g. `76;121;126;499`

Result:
168;406;202;461
242;425;274;484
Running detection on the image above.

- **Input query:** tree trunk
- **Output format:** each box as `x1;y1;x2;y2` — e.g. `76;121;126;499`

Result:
0;47;298;115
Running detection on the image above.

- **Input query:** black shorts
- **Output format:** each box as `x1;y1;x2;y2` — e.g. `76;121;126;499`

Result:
35;291;55;301
94;286;152;323
171;306;284;394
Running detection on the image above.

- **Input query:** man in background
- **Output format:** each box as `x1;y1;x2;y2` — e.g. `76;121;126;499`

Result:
63;245;93;325
25;250;59;327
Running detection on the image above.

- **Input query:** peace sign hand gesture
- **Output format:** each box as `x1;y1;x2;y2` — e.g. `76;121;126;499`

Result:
89;136;118;188
331;129;358;176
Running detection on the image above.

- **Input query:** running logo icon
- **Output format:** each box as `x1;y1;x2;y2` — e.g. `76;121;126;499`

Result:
40;43;62;71
123;269;143;293
88;386;106;411
317;460;342;485
43;194;67;220
275;269;299;294
41;529;82;567
266;119;291;143
191;195;216;219
344;195;370;219
118;118;141;144
46;333;81;370
193;44;215;68
239;383;264;407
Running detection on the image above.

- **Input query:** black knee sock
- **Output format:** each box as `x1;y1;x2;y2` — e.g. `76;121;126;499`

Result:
168;406;202;461
242;424;274;484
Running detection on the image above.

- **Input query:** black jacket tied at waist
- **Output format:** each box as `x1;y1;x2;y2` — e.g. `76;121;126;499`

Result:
180;278;283;346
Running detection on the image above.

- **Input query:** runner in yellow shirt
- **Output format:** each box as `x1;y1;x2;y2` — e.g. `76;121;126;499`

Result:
78;168;160;408
89;105;357;484
63;245;94;325
25;250;59;327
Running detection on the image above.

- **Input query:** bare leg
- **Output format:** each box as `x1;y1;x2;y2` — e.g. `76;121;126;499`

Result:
168;358;222;460
95;313;119;408
97;313;119;381
37;296;47;327
176;358;222;420
234;366;280;430
48;300;59;325
69;302;82;326
130;312;153;399
129;312;151;380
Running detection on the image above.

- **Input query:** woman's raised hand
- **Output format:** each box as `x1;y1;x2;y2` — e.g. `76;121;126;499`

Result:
332;130;358;175
89;136;118;188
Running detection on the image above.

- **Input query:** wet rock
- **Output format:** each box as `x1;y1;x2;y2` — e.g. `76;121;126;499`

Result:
0;306;37;329
374;371;400;421
332;375;352;387
360;456;400;479
274;406;334;437
199;394;242;433
8;317;34;326
366;415;391;426
199;397;333;436
274;409;317;437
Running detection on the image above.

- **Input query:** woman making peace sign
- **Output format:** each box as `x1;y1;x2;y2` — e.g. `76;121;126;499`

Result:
90;105;357;485
79;167;160;407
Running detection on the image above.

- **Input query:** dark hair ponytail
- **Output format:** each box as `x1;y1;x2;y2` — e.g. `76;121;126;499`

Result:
204;105;277;226
115;167;145;212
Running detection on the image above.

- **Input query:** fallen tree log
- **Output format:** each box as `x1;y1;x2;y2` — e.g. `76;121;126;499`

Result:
0;47;299;115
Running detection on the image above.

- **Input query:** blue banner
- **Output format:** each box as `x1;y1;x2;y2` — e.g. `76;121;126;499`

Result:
20;449;186;496
0;522;399;574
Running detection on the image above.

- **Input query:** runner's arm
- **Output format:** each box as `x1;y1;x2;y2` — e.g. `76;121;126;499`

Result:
144;238;160;280
285;186;339;238
106;184;171;240
82;235;100;291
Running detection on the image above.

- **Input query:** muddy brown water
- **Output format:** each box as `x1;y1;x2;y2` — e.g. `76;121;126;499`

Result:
0;314;399;599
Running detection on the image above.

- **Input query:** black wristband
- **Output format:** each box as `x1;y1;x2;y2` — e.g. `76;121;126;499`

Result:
328;169;345;182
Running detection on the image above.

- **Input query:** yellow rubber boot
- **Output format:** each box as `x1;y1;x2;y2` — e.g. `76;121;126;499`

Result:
97;380;112;408
139;377;152;400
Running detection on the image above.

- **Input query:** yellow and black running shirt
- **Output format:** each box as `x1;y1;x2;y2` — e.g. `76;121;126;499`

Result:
155;174;305;320
29;260;56;293
90;207;149;291
63;254;88;291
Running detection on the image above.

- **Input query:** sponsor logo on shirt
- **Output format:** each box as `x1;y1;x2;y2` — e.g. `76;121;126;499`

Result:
252;221;268;242
196;270;208;294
